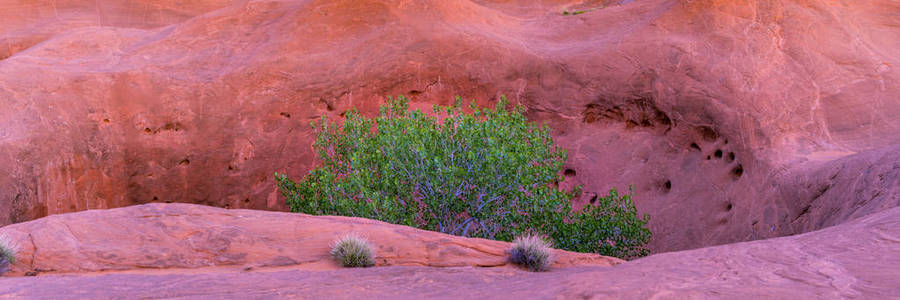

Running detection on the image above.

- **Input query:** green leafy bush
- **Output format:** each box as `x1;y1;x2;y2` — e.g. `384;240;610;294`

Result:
330;235;376;268
276;96;651;259
509;235;554;272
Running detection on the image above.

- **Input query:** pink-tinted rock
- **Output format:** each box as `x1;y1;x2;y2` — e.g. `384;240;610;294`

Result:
0;203;620;275
0;204;896;298
0;0;897;256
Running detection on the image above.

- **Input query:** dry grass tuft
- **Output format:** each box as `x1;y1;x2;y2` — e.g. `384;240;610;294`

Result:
509;235;554;272
330;234;376;268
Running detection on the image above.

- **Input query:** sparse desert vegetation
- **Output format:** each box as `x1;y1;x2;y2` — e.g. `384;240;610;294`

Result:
0;236;15;276
509;235;555;272
330;235;376;268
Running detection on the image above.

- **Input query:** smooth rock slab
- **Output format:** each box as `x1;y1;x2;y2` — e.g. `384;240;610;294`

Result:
0;206;897;299
0;203;620;275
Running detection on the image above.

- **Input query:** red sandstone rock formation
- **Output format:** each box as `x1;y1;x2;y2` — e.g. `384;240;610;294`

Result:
0;0;897;256
0;203;620;275
0;203;896;298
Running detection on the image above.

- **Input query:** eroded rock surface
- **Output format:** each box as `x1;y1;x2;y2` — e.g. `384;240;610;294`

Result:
0;0;897;255
0;204;896;299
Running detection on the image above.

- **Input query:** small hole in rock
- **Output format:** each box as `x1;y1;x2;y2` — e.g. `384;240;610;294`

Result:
280;112;291;118
103;119;110;123
165;200;173;204
706;155;711;160
564;169;576;177
725;202;733;211
244;198;250;203
690;143;701;151
152;196;159;201
227;165;234;171
726;152;735;162
663;180;671;191
589;194;598;204
144;128;152;134
179;159;190;166
731;164;744;179
714;149;723;158
409;90;423;96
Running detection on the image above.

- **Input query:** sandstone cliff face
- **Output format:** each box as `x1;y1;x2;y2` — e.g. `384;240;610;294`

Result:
0;0;897;254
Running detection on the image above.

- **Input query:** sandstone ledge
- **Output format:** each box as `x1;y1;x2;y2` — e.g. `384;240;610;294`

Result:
0;205;897;298
0;203;621;275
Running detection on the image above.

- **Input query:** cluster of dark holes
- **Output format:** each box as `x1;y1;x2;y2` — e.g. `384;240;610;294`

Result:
692;127;743;179
692;143;744;180
690;140;743;180
702;148;736;164
142;122;184;134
